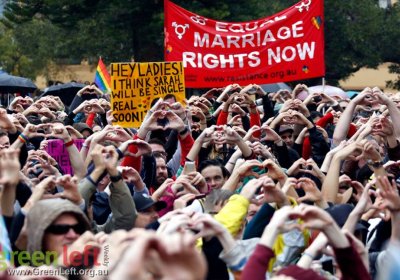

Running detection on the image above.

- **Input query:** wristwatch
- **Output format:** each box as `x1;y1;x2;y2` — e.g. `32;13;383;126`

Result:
366;159;384;169
110;173;123;182
179;127;189;135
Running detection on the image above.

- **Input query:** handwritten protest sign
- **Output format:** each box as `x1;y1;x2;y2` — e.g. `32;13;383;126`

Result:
45;139;85;176
110;61;186;128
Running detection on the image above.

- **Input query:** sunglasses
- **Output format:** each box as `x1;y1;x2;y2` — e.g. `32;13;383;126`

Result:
45;224;86;235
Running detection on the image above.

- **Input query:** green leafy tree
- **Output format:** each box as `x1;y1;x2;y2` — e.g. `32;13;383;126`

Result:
324;0;384;85
0;22;43;78
0;18;66;79
380;3;400;89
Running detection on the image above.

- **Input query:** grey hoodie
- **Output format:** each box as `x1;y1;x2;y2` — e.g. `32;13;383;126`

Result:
26;199;90;254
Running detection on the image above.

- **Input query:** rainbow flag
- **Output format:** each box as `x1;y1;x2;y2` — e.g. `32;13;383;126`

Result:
94;57;111;93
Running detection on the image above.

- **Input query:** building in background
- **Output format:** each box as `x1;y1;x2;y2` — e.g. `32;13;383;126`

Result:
339;63;398;91
378;0;397;8
35;60;96;89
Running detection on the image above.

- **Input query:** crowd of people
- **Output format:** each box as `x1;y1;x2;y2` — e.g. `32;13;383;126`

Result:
0;82;399;279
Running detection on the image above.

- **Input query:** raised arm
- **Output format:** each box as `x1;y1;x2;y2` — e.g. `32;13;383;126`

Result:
222;125;252;159
222;159;264;192
378;176;400;241
332;87;372;145
11;124;44;150
50;123;86;180
79;144;106;205
100;146;137;232
241;206;294;280
342;182;373;233
373;87;400;138
0;148;21;216
321;142;362;203
0;109;17;134
186;126;215;162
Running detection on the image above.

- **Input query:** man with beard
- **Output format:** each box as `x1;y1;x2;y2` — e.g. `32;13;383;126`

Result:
153;153;169;190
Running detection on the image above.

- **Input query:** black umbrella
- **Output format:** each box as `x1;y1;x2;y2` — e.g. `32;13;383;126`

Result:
260;82;292;93
0;73;37;94
41;82;86;106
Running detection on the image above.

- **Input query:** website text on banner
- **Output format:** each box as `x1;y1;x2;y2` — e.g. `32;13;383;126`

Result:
110;61;186;128
164;0;325;88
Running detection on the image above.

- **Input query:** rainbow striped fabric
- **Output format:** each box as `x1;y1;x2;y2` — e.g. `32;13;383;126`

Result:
94;57;111;93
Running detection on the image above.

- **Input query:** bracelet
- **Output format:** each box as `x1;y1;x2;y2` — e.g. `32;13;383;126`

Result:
243;151;255;160
19;133;28;142
18;135;27;143
64;139;74;147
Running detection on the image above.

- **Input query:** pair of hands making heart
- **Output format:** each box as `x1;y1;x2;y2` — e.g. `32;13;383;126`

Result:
196;125;244;146
144;109;185;132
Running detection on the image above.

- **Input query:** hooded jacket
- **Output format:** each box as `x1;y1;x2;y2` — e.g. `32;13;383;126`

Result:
26;199;91;254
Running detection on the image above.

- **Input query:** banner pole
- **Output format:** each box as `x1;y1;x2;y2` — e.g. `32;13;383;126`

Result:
321;77;326;114
163;0;168;62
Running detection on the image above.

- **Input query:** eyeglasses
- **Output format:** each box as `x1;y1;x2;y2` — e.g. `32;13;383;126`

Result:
45;224;86;235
